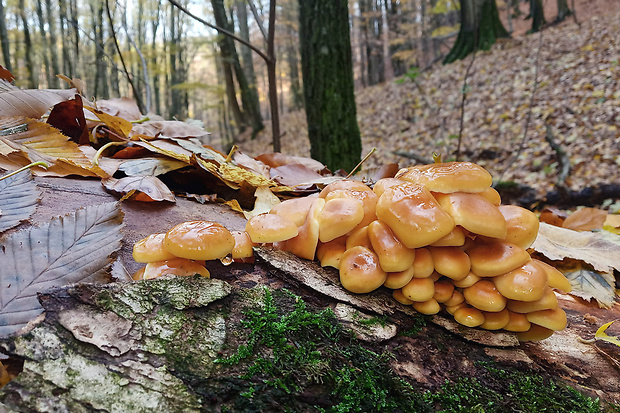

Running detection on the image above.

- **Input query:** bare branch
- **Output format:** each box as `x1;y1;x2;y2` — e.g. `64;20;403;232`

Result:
246;0;268;41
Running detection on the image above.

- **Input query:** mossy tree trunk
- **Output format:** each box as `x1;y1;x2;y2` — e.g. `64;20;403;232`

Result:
443;0;510;64
529;0;546;32
299;0;362;173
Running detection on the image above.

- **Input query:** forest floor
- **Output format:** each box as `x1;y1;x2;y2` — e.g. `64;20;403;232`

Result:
237;2;620;202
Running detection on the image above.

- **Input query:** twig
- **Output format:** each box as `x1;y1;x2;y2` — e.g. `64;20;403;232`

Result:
346;147;376;178
544;123;570;186
496;28;544;183
455;50;477;161
0;162;48;181
246;0;268;41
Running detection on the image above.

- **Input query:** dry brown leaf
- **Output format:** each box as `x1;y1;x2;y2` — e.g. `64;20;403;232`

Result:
604;214;620;228
102;176;175;202
0;65;14;83
85;105;134;139
0;117;106;177
0;87;77;118
256;152;326;173
531;222;620;274
233;151;271;178
562;207;607;231
130;120;208;139
95;97;143;120
539;207;567;227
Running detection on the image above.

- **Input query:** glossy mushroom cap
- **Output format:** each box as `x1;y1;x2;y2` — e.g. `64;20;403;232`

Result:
372;178;405;197
429;247;471;280
165;221;235;261
392;289;414;305
339;246;387;294
269;196;316;227
318;197;365;242
245;213;299;244
286;198;325;260
384;267;415;289
143;257;210;279
498;205;540;249
453;307;485;327
526;307;567;331
493;260;548;302
467;240;531;277
368;220;416;272
413;298;441;315
434;192;507;239
517;324;554;341
433;280;455;303
463;280;507;312
231;230;255;260
452;272;481;288
534;260;572;294
324;189;378;230
376;183;455;249
345;225;373;250
503;311;531;332
480;309;510;330
430;226;466;247
395;161;493;193
412;247;434;278
401;277;435;302
319;179;372;198
479;187;502;206
506;287;558;313
316;236;348;269
133;233;177;263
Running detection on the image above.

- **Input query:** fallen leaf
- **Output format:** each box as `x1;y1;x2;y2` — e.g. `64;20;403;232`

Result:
594;320;620;347
117;157;188;177
47;94;89;144
531;222;620;274
96;97;143;120
0;170;40;233
562;207;607;231
0;202;124;337
256;152;326;173
269;163;325;187
102;176;175;202
85;105;134;139
243;186;281;219
539;207;567;226
0;87;77;118
563;264;616;308
130;120;209;139
0;65;14;82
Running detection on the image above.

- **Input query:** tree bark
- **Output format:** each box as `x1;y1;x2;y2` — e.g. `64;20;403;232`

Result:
299;0;362;172
45;0;61;87
18;0;37;88
150;0;161;115
281;0;304;111
443;0;509;64
555;0;572;22
529;0;546;32
93;1;109;98
35;0;53;87
0;0;11;72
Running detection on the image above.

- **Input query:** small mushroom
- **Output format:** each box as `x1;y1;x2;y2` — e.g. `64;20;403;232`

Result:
372;177;405;197
533;259;572;294
429;246;471;280
339;246;387;294
345;225;373;250
376;183;455;248
434;192;507;239
452;271;481;288
445;300;468;316
493;260;548;302
319;179;373;198
231;230;255;260
131;266;146;281
269;196;316;227
368;220;416;272
503;311;531;332
316;236;348;269
467;240;531;277
286;197;325;260
430;226;466;247
413;298;441;315
164;221;235;261
401;277;435;302
133;233;177;263
463;280;507;312
395;161;493;193
384;267;415;289
453;307;485;327
497;205;540;249
433;279;455;303
143;257;210;279
506;287;558;313
392;289;414;305
318;197;364;242
412;247;434;278
516;324;554;341
480;309;510;330
444;289;465;307
525;307;567;331
324;189;378;230
245;213;299;244
479;187;502;206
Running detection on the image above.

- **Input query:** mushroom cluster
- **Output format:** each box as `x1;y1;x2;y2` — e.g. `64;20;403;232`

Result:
245;161;572;341
131;220;253;280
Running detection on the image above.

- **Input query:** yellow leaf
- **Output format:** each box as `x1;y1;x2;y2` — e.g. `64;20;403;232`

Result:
224;199;244;214
591;90;605;98
243;186;281;219
85;105;134;138
594;320;620;347
581;44;594;52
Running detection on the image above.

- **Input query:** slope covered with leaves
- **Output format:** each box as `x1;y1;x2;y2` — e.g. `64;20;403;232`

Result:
240;12;619;197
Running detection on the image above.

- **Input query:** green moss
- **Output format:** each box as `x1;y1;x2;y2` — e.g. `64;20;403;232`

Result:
398;314;429;336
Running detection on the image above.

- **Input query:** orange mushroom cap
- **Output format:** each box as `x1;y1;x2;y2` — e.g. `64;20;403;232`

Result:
516;324;554;341
395;161;493;193
526;307;567;331
467;240;531;277
479;187;502;206
452;271;481;288
412;247;434;278
318;197;364;243
133;233;177;263
401;277;435;302
372;178;405;197
430;226;466;247
316;236;348;269
480;309;510;330
345;225;373;251
285;198;325;260
434;192;507;239
444;289;465;307
498;205;540;249
231;230;255;260
413;298;441;315
503;311;531;332
269;196;316;227
533;259;572;294
392;289;414;305
245;213;299;244
376;183;455;249
165;221;235;261
463;280;507;312
368;220;416;273
453;307;485;327
339;246;387;294
433;280;455;303
143;257;210;280
384;267;415;290
319;179;372;198
506;287;558;313
429;246;471;280
493;260;548;302
325;189;378;231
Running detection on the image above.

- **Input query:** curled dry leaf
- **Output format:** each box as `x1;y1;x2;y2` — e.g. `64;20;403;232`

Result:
0;86;77;118
95;97;143;120
130;120;209;140
243;186;281;219
562;207;607;231
117;157;188;177
0;169;40;233
256;152;326;173
594;320;620;347
0;202;124;337
0;65;14;82
85;105;134;140
563;264;616;308
47;94;89;144
102;176;175;202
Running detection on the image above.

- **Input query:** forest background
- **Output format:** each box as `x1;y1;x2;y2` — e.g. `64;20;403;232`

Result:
0;0;618;200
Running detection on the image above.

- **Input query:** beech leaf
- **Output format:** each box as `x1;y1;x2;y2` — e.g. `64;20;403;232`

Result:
0;87;77;118
562;207;607;231
563;265;616;308
531;222;620;274
118;157;188;177
0;169;40;233
130;120;209;139
102;176;175;202
243;186;281;219
0;202;124;337
594;320;620;347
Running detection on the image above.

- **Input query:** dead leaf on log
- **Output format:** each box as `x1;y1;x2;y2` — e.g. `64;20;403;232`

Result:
594;320;620;347
0;117;106;178
531;222;620;274
85;105;134;140
256;152;326;173
563;264;616;308
0;202;123;337
130;120;209;140
117;157;188;177
562;207;607;231
102;176;175;202
96;97;143;120
0;65;14;83
47;95;89;144
242;186;281;219
0;170;40;233
0;87;77;118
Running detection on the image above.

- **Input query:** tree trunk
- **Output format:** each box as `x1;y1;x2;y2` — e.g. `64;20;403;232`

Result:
443;0;509;64
555;0;572;22
299;0;362;172
58;0;72;77
151;0;161;115
359;0;385;86
282;0;304;111
0;0;11;72
168;6;184;119
108;14;120;97
529;0;546;32
93;2;108;98
18;0;36;88
69;0;79;78
45;0;60;87
384;0;406;77
35;0;53;87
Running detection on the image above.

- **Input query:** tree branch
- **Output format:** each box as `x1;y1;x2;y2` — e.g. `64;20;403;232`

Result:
246;0;268;41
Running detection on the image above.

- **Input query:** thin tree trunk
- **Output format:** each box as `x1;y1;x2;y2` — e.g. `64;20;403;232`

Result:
69;0;80;77
151;0;161;115
93;1;108;98
58;0;72;77
108;15;120;97
282;0;303;110
0;0;11;71
45;0;60;87
18;0;37;88
35;0;53;86
555;0;572;22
